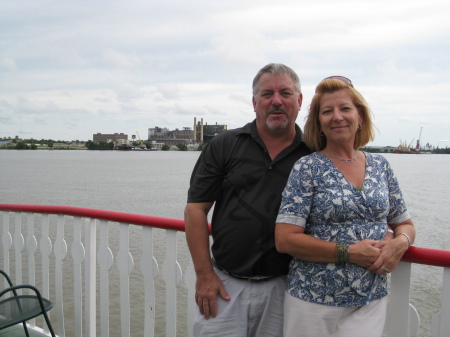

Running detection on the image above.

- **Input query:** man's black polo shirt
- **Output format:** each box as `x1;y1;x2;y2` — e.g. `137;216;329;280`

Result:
187;120;310;277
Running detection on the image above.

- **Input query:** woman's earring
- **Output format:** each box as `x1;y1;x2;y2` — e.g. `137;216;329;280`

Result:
320;131;324;136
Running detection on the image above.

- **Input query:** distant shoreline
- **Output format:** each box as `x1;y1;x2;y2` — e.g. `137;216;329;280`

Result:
1;147;449;154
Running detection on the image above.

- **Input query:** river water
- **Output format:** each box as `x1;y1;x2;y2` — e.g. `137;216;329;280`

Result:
0;150;449;337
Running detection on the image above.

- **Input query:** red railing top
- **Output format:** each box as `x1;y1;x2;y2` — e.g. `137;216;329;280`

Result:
1;203;449;268
401;246;450;268
0;203;186;232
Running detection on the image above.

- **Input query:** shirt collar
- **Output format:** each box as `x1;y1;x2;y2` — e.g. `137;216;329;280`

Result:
241;119;304;144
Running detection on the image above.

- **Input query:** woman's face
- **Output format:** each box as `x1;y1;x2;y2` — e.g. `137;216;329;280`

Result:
318;89;362;146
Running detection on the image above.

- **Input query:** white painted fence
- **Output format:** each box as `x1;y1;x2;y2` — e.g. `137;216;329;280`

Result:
1;204;450;337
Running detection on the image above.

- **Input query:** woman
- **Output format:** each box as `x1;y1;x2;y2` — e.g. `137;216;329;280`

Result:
275;76;415;337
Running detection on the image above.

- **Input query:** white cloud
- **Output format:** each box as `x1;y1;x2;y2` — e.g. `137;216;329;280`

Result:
103;49;140;68
211;31;268;65
112;82;142;102
156;84;181;100
0;0;449;144
0;57;18;71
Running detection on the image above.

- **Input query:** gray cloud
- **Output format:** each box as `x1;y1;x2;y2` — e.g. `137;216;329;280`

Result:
0;0;449;145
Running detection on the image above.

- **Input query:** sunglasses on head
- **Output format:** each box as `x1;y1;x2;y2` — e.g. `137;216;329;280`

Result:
322;75;354;88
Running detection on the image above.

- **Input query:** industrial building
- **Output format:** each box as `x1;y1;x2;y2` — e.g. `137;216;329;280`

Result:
147;118;227;145
93;133;128;143
93;118;227;149
193;117;227;144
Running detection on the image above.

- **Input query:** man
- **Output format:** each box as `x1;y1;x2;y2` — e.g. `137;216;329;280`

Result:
184;63;310;337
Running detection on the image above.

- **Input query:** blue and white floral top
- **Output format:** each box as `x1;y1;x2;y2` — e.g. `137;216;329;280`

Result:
276;152;410;307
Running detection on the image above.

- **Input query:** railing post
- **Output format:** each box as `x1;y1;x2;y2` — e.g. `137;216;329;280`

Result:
432;267;450;337
72;216;85;337
98;220;114;337
140;226;159;337
162;229;182;337
440;267;450;336
117;223;134;337
13;213;24;287
54;214;67;336
386;261;419;337
85;218;97;337
26;213;38;327
185;259;196;337
40;214;53;329
1;212;12;289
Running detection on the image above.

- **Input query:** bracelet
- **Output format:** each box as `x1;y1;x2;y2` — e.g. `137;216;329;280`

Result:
335;242;349;264
395;232;411;248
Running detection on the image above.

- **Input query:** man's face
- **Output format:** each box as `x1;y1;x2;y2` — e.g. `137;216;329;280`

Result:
252;73;302;134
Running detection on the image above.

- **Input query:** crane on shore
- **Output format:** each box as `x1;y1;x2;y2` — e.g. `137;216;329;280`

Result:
416;127;423;150
395;127;424;153
397;138;415;152
135;131;146;149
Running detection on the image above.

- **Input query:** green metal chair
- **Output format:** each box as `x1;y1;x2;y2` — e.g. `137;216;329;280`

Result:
0;270;55;337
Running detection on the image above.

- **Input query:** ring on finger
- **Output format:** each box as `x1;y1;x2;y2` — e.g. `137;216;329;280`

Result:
381;266;391;273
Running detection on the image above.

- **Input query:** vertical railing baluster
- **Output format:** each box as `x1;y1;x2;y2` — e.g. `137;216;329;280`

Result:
98;220;114;337
13;212;24;287
85;218;96;337
1;212;13;322
386;262;413;337
185;260;196;337
40;213;52;306
1;212;12;288
54;214;67;336
117;223;134;337
39;214;53;334
162;229;182;337
72;216;85;337
26;212;38;327
437;267;450;336
140;226;159;337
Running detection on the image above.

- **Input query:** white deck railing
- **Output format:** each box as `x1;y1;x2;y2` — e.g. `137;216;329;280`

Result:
1;203;450;337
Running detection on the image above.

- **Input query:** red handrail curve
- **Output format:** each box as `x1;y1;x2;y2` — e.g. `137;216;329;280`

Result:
0;203;186;232
402;246;450;268
1;203;449;268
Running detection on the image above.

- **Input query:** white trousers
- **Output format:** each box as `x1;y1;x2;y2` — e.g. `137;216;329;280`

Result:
193;267;286;337
284;292;388;337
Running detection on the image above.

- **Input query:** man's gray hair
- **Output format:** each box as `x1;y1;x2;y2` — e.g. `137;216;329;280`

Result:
252;63;301;96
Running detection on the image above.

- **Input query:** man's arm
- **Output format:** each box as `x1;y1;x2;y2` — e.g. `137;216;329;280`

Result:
184;202;230;319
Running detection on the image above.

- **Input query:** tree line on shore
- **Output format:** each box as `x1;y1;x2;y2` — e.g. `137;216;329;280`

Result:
1;137;448;153
360;147;450;154
0;138;206;151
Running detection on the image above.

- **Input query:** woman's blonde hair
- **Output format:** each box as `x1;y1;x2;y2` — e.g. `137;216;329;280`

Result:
304;78;375;152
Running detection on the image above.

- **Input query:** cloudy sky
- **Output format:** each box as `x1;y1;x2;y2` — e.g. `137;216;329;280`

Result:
1;0;449;147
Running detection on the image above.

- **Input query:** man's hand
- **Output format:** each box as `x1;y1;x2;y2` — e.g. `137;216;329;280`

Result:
185;202;231;318
195;271;230;319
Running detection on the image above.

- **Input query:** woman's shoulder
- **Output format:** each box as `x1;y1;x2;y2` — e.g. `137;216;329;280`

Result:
293;151;330;171
296;151;326;164
363;151;388;162
363;152;392;170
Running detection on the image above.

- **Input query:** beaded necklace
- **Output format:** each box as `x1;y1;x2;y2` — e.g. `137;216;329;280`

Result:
329;151;357;163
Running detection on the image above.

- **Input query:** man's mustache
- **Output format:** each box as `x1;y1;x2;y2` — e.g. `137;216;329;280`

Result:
267;107;288;116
